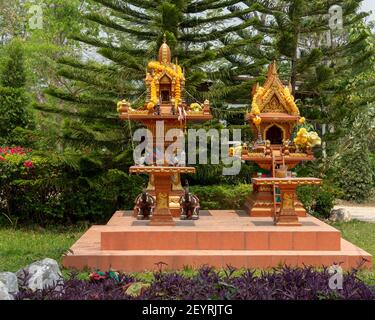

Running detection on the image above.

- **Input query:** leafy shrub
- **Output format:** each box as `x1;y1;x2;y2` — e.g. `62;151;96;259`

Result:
1;39;26;88
0;148;145;225
297;183;339;219
190;184;251;209
370;152;375;187
335;145;373;202
15;265;375;300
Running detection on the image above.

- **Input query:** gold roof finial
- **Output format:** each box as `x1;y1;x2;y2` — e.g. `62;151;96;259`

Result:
158;33;171;64
268;60;277;76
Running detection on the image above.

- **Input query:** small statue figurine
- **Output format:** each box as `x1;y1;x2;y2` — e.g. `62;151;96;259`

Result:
281;139;290;156
177;104;187;121
203;99;210;114
167;150;179;166
154;102;161;116
134;190;155;220
134;154;146;166
177;150;186;167
242;142;249;155
265;140;272;156
179;180;200;220
171;104;176;115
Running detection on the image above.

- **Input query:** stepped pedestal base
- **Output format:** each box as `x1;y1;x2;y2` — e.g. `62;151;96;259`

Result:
62;210;372;272
244;181;313;218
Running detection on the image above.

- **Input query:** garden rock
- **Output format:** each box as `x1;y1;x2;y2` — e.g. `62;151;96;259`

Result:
0;281;13;300
330;208;352;222
0;272;18;294
16;258;63;292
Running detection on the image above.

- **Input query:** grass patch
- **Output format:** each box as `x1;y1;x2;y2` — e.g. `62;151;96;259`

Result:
0;225;84;272
330;219;375;286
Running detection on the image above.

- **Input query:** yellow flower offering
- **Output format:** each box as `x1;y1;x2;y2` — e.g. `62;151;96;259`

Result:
190;103;202;112
307;131;321;147
229;147;234;157
294;128;321;149
299;117;305;124
147;102;155;110
252;116;262;126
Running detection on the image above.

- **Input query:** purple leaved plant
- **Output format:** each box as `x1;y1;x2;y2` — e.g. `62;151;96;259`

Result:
14;265;375;300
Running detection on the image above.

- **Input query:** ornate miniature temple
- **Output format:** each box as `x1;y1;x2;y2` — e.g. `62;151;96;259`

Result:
117;38;212;220
242;62;322;224
63;50;371;272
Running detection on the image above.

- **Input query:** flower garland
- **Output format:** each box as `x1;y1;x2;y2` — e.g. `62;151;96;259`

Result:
251;86;264;115
282;87;299;115
150;78;158;104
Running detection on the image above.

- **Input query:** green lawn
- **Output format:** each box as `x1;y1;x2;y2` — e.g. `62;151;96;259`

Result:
0;225;84;273
0;220;374;285
331;220;375;286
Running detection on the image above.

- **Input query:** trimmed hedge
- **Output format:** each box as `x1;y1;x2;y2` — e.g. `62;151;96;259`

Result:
190;184;251;209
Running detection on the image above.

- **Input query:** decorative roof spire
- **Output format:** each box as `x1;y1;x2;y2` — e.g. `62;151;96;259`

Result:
158;33;171;64
268;60;277;76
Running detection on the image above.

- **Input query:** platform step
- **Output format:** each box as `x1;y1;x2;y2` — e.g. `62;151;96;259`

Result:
62;239;372;272
101;229;341;251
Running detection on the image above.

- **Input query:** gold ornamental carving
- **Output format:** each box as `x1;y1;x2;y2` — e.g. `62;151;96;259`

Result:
262;96;285;113
156;192;169;209
282;192;294;209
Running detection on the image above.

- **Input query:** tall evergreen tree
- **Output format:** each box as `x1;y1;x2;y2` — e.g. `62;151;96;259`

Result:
239;1;374;150
1;40;26;88
37;0;269;153
0;39;32;145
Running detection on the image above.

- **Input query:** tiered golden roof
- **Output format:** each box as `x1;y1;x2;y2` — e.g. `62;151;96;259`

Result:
250;62;299;117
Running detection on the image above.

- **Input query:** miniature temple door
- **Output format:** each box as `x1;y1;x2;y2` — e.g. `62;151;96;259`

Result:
266;125;284;145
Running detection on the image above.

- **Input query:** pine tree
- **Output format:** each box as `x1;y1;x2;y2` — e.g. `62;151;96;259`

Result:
239;0;374;149
37;0;269;153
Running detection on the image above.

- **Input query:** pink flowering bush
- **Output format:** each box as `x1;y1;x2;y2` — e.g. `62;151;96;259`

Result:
0;146;37;224
0;146;34;169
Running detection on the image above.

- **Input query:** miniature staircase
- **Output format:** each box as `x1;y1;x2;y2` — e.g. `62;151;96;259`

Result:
271;150;285;222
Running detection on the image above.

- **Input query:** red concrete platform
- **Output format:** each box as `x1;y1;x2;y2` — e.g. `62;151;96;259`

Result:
62;210;372;272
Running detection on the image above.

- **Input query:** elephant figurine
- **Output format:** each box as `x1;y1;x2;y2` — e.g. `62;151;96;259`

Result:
134;190;155;220
179;181;200;220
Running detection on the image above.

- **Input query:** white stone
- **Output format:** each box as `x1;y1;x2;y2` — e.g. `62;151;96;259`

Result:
330;208;352;222
0;281;12;300
16;258;63;292
0;272;18;294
